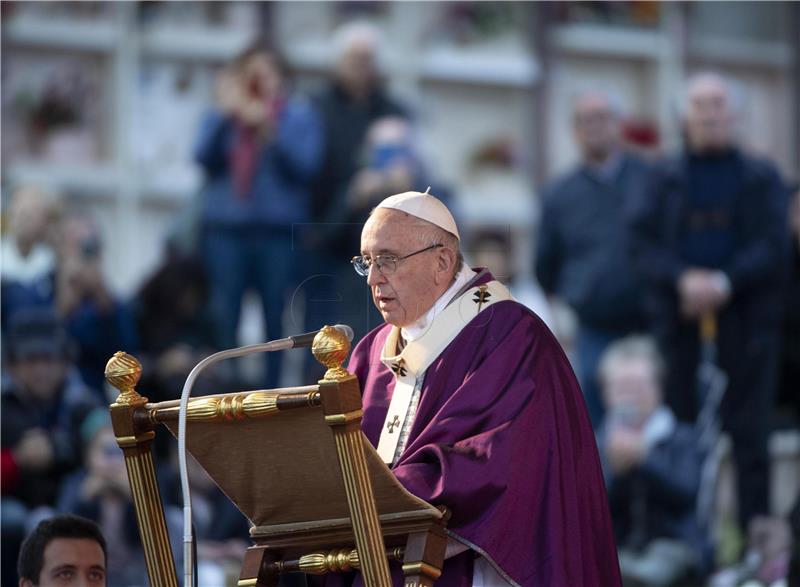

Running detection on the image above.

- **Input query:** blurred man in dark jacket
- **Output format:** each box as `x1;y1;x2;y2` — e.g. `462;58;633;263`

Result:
597;336;710;586
311;22;406;244
537;89;650;428
300;22;408;348
1;309;98;586
628;72;789;531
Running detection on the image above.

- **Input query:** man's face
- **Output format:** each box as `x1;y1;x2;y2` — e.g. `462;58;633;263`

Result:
573;93;619;162
602;358;660;424
685;77;734;152
337;40;376;95
12;355;67;403
242;53;282;102
23;538;106;587
360;209;443;328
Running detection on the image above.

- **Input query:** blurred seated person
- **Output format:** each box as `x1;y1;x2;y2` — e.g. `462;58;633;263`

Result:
303;116;439;346
1;186;58;332
468;229;553;330
195;41;323;389
596;336;711;586
56;214;137;396
56;409;151;586
134;253;237;455
17;514;107;587
1;309;98;585
135;253;224;396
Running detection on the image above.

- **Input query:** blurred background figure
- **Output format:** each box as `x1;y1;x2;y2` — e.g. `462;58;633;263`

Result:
133;253;237;457
628;72;790;535
536;89;650;428
1;185;58;333
162;451;250;586
311;21;406;225
56;213;138;396
777;185;800;426
302;21;408;346
1;308;98;586
468;229;553;328
56;409;152;587
195;41;323;388
597;336;710;587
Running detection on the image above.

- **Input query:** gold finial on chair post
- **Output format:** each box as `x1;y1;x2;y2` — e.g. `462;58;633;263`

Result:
105;351;147;406
312;326;351;381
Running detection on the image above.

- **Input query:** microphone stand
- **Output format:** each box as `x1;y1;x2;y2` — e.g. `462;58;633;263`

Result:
177;326;353;587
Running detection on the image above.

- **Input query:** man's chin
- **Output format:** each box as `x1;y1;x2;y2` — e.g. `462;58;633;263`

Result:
380;310;407;328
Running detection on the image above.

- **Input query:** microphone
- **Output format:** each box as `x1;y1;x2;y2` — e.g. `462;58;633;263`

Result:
289;324;354;349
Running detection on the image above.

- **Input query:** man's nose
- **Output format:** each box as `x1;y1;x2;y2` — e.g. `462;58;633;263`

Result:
366;263;385;286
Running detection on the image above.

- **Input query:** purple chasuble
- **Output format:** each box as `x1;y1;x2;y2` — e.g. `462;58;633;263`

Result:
340;270;621;587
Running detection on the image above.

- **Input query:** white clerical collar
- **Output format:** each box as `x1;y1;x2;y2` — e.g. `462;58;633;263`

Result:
401;264;476;344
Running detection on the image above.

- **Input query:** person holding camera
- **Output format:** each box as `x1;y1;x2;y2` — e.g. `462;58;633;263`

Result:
195;42;323;388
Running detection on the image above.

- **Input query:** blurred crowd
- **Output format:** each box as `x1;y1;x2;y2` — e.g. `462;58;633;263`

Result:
2;21;799;587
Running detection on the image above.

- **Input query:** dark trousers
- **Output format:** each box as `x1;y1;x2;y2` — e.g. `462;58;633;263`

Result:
203;226;294;389
658;305;778;529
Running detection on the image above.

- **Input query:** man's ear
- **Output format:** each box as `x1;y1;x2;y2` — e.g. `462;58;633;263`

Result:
434;247;456;283
20;578;35;587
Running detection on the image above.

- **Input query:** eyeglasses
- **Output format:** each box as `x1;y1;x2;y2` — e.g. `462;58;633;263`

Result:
351;244;443;277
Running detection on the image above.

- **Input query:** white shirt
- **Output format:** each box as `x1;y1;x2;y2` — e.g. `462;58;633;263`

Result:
401;264;477;344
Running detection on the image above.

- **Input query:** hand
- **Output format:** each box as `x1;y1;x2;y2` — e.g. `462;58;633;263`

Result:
606;427;645;474
13;429;54;471
348;169;385;208
237;97;271;129
216;67;244;116
677;268;730;318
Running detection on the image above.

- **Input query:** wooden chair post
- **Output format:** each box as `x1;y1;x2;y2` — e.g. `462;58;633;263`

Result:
314;326;393;587
401;521;448;587
106;352;179;587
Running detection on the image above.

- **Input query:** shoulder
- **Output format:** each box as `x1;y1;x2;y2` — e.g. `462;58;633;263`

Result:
540;168;585;207
462;298;559;354
375;91;407;118
349;323;391;364
738;150;785;186
348;323;392;387
621;152;656;177
62;374;99;410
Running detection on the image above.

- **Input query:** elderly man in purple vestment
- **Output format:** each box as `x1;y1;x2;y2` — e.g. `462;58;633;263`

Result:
345;190;622;587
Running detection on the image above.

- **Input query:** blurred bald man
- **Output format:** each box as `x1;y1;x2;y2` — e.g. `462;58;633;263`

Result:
304;22;408;344
628;72;790;531
311;22;406;237
537;90;651;428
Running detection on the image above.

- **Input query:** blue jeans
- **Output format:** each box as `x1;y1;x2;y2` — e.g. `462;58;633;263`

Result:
203;226;294;389
575;325;623;430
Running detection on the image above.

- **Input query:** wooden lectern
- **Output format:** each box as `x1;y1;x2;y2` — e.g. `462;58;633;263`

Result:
106;326;448;587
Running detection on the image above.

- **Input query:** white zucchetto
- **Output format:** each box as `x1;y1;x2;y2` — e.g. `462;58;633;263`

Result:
375;188;460;240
